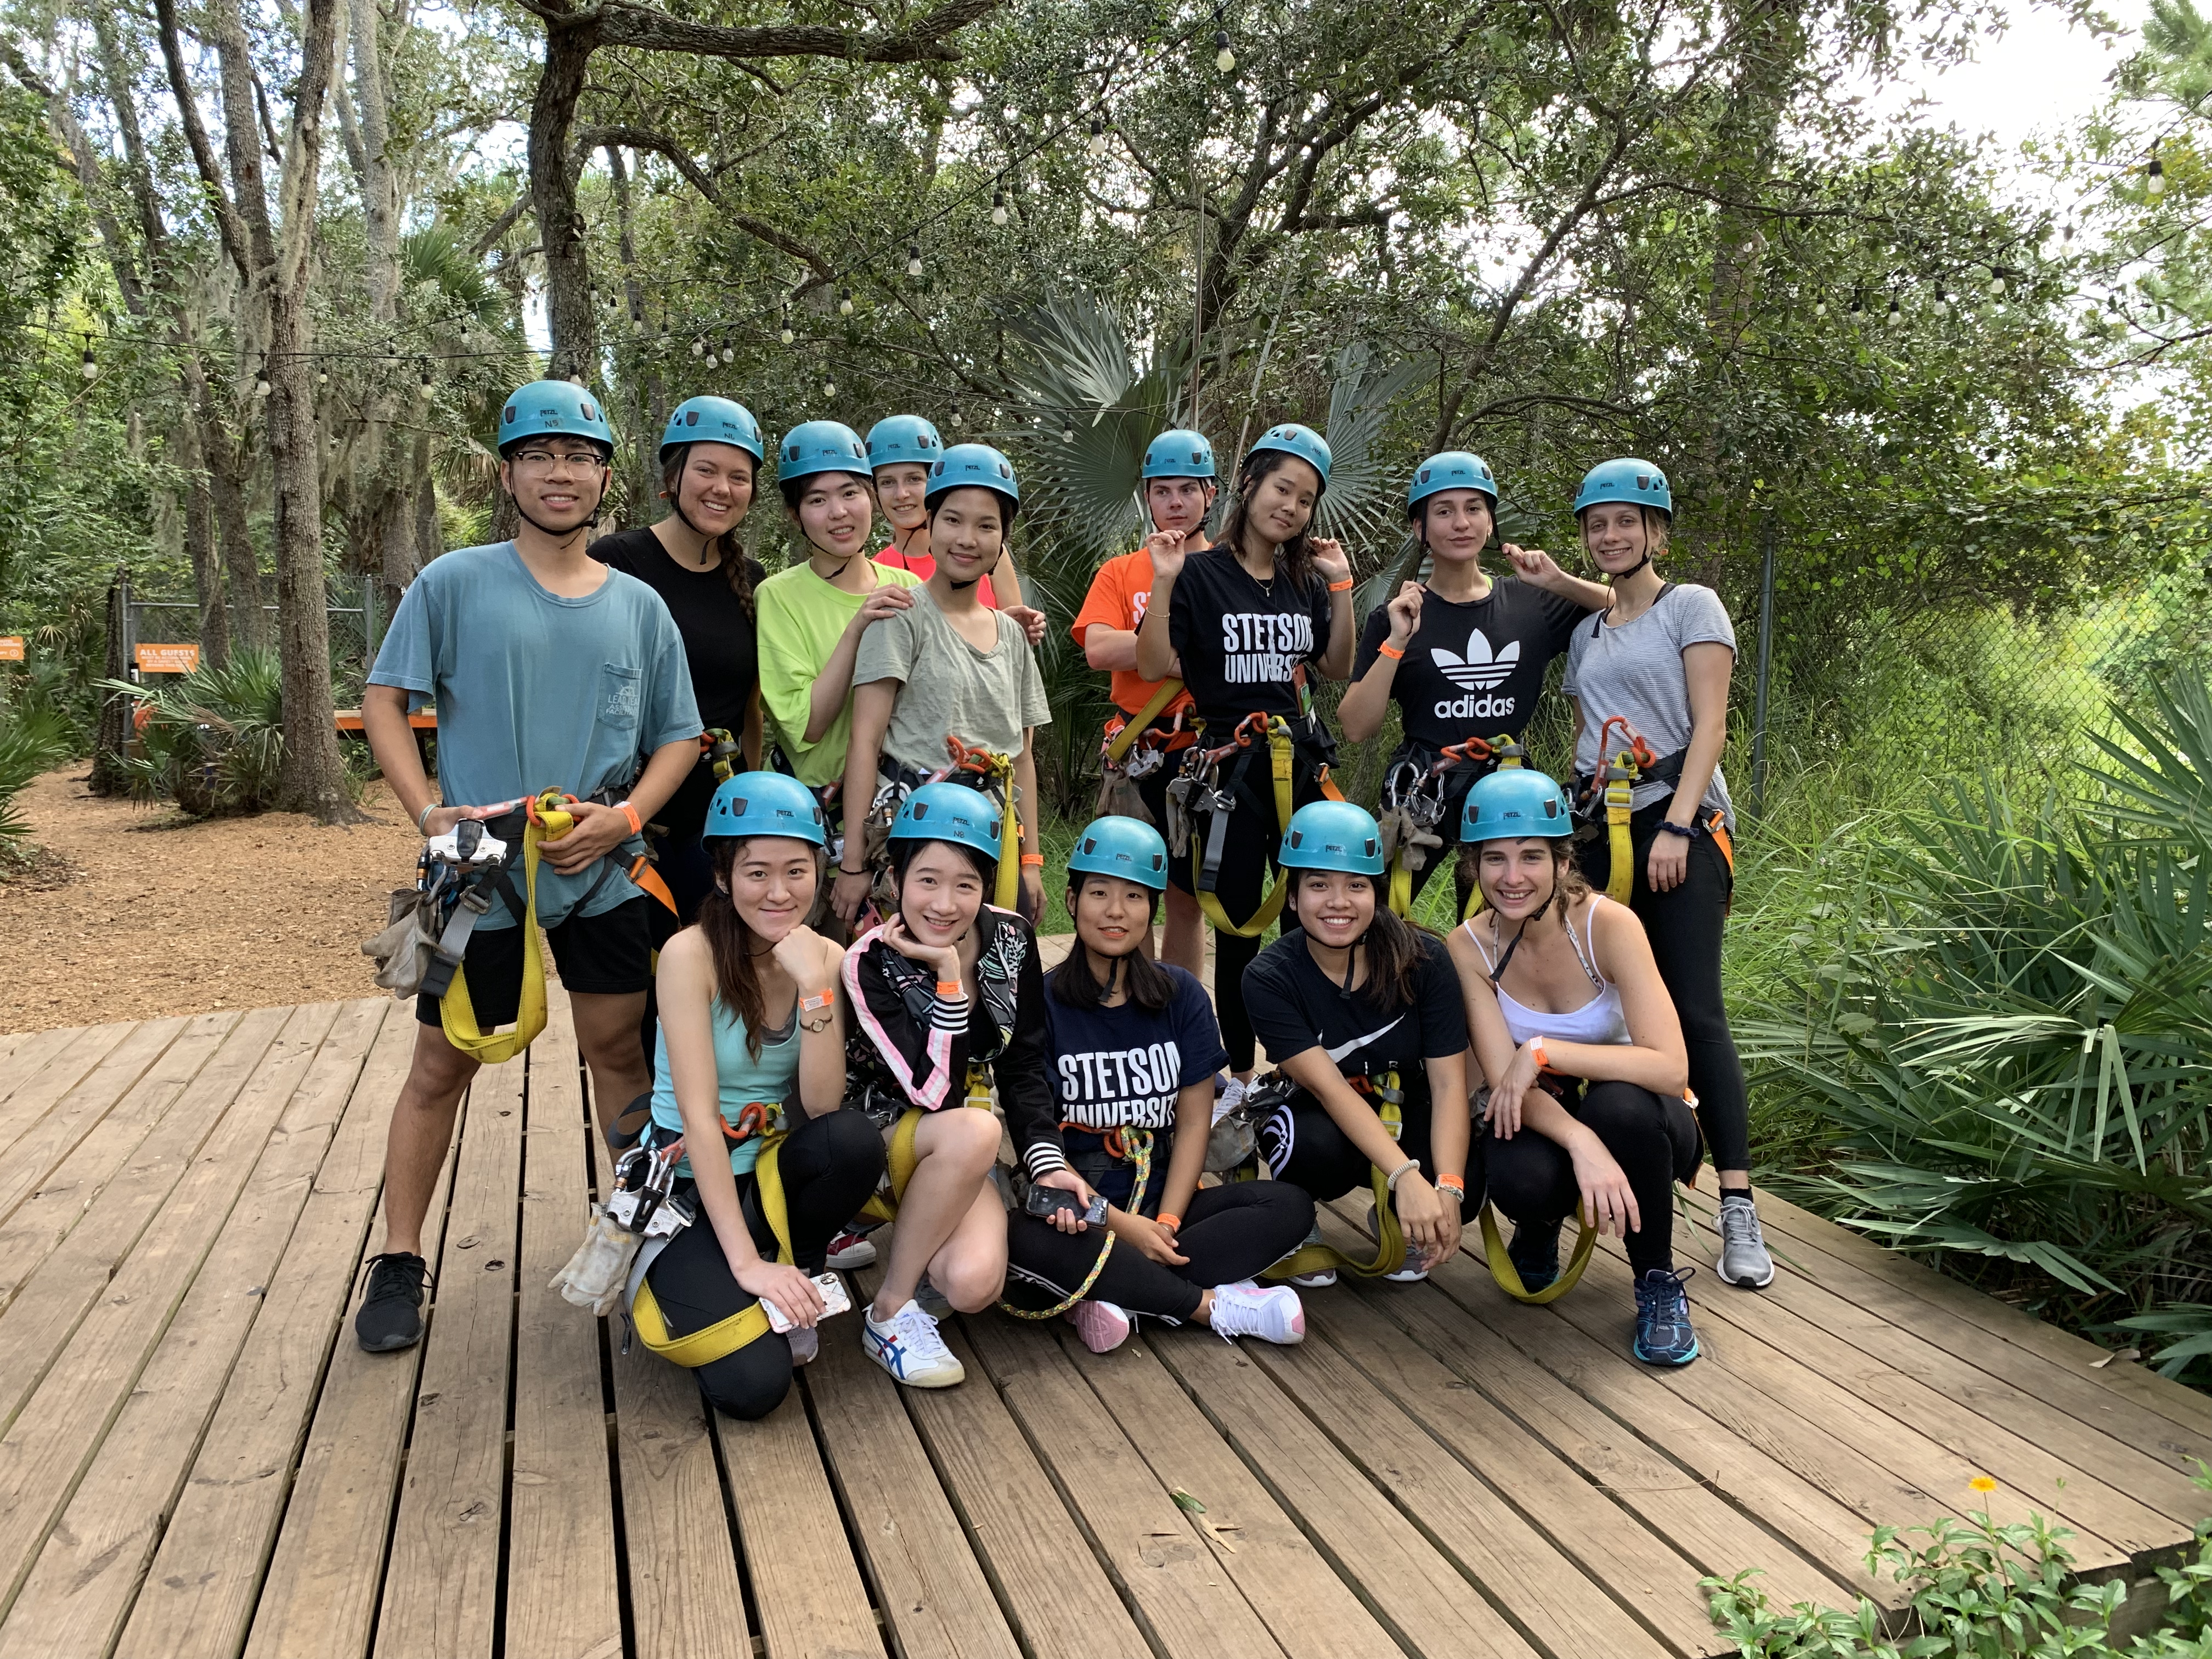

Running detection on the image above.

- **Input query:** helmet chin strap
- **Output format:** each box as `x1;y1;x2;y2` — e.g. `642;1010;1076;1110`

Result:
1486;884;1556;986
945;550;1003;592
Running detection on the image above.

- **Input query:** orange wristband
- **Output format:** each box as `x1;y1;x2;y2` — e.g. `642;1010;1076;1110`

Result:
1020;853;1045;867
935;980;963;998
1328;578;1354;592
1437;1174;1465;1195
1155;1213;1182;1232
614;800;642;836
1378;642;1404;660
1528;1035;1550;1071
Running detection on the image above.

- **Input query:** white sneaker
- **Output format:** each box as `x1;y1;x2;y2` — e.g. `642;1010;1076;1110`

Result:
862;1298;966;1387
825;1227;879;1271
1208;1280;1305;1345
1211;1074;1248;1126
1066;1299;1133;1354
787;1324;820;1366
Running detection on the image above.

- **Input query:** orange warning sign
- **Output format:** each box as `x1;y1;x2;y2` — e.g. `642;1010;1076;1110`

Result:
0;636;23;662
135;644;201;674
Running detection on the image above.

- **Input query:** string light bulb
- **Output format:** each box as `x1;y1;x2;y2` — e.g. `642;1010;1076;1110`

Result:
1214;30;1235;72
80;343;97;380
1933;285;1949;315
1088;117;1108;157
419;365;435;398
720;342;735;364
1062;424;1076;442
1886;293;1903;328
692;338;706;357
1814;298;1827;317
991;188;1008;228
949;406;963;427
838;289;855;316
317;369;329;386
779;319;795;346
253;369;272;398
1988;269;2006;296
2148;154;2166;198
823;380;836;397
907;244;923;278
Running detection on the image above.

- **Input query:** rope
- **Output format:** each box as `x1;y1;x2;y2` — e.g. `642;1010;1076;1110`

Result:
999;1128;1154;1321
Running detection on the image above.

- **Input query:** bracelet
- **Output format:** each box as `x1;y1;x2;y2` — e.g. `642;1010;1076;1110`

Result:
417;802;438;833
1328;578;1354;592
839;864;870;877
798;990;834;1013
1377;642;1404;661
614;800;642;837
1020;853;1045;867
934;979;964;999
1154;1213;1182;1233
1656;819;1699;839
797;989;835;1031
1528;1035;1550;1071
1436;1174;1466;1203
1384;1158;1420;1193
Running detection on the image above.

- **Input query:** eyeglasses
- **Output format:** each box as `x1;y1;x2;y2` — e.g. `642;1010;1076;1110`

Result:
510;448;610;471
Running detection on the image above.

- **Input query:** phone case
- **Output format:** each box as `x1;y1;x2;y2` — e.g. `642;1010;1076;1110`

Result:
764;1271;853;1334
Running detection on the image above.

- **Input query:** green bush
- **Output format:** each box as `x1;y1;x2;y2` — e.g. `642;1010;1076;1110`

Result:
101;650;287;817
0;698;71;842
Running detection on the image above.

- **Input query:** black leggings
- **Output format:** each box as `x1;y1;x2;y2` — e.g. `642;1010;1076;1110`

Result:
1170;744;1330;1073
642;1108;887;1420
1577;805;1749;1173
1257;1088;1437;1205
1003;1180;1314;1320
1477;1080;1701;1275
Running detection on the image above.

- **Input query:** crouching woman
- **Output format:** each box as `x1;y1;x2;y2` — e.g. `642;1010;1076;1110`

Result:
1002;817;1313;1352
631;773;886;1418
1443;768;1704;1367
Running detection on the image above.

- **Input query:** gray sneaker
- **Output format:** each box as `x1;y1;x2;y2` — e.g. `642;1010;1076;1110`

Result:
1714;1197;1775;1288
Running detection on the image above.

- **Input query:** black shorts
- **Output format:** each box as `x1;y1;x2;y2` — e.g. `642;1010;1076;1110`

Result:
415;895;655;1029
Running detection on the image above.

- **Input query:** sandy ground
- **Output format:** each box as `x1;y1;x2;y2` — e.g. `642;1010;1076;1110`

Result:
1;768;422;1033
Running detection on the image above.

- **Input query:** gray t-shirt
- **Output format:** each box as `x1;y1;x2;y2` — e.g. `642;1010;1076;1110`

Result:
854;590;1052;772
1562;582;1737;828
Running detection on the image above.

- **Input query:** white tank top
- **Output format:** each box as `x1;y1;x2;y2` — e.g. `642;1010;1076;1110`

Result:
1463;898;1632;1049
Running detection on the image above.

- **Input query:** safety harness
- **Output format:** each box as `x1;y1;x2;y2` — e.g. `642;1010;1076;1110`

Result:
857;736;1024;912
1163;713;1311;936
1254;1070;1412;1280
1097;678;1195;825
623;1110;798;1368
1377;735;1528;919
855;1065;998;1228
998;1124;1158;1321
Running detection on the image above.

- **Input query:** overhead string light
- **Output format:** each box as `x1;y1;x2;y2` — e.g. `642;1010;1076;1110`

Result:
907;244;924;278
838;288;855;316
419;362;435;398
1088;117;1109;157
992;187;1008;227
1886;292;1903;328
1988;268;2007;297
1214;7;1235;73
80;337;98;380
253;363;272;398
779;313;796;346
2148;151;2166;198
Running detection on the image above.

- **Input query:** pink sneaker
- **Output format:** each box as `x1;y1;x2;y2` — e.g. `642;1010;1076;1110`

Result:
1065;1299;1133;1354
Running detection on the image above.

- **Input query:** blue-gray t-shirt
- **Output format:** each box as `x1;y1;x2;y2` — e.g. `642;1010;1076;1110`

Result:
368;541;702;927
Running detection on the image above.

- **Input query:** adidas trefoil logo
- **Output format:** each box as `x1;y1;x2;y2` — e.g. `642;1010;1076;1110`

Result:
1431;630;1519;691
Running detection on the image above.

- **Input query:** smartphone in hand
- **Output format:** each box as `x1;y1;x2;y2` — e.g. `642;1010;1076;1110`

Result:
763;1271;853;1334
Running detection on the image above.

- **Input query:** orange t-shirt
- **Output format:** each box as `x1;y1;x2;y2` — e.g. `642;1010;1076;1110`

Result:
874;546;996;610
1071;548;1195;720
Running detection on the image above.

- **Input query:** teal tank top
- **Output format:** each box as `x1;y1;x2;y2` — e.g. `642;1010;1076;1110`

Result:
649;997;798;1176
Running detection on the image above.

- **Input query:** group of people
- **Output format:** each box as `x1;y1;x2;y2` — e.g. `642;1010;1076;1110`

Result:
350;375;1772;1425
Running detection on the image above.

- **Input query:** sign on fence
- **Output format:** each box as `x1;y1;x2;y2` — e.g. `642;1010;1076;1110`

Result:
135;644;200;674
0;636;22;662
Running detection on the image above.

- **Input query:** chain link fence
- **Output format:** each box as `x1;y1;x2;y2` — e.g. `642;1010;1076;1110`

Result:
119;574;384;707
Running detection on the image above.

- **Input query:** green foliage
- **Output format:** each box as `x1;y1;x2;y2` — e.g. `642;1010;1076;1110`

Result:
1703;1481;2212;1657
0;692;72;843
101;651;289;817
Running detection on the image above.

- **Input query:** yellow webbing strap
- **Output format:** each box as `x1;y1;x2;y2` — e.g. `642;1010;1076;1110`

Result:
631;1133;793;1368
1260;1088;1408;1281
1604;756;1637;904
440;789;573;1063
1194;717;1297;939
859;1067;996;1224
1389;855;1414;922
1000;1130;1153;1320
1479;1201;1598;1305
1105;679;1185;765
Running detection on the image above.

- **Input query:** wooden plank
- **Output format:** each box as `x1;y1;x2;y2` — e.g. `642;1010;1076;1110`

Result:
0;1026;83;1107
373;1054;527;1659
895;1316;1153;1659
713;1397;884;1659
243;1020;466;1659
506;1012;623;1659
0;1003;334;1618
0;1015;195;1224
1751;1190;2212;1446
1139;1325;1561;1659
963;1312;1286;1659
115;1000;411;1659
803;1295;1023;1659
0;1022;121;1116
0;1001;377;1659
1593;1238;2191;1556
609;1331;752;1659
0;1011;249;1325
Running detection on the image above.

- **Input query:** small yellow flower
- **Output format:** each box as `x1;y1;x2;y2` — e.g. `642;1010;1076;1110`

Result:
1968;1476;1997;1494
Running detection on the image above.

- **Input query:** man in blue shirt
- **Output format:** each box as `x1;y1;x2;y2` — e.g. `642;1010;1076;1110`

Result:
354;380;702;1353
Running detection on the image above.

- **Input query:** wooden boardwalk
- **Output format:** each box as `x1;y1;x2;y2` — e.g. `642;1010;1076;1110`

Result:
0;993;2204;1659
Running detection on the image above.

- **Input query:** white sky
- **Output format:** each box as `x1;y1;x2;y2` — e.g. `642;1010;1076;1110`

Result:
1870;0;2149;155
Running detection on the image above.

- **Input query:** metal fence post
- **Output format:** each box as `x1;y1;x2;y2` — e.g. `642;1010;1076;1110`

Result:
1751;513;1776;819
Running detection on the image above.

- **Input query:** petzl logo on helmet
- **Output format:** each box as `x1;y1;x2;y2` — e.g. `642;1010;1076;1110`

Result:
1431;631;1519;691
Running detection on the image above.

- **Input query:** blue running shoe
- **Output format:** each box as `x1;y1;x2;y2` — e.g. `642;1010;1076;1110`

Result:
1506;1220;1562;1293
1633;1267;1701;1367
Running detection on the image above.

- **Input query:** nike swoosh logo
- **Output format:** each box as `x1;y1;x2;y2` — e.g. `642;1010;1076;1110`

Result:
1325;1015;1403;1062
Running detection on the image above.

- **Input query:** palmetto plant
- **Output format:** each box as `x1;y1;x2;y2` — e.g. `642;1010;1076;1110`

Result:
1741;670;2212;1383
100;650;288;817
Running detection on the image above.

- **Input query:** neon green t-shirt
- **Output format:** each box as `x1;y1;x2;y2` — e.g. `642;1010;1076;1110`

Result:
755;560;924;786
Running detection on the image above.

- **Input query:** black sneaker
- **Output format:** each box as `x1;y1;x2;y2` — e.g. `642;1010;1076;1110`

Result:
356;1252;430;1352
1506;1220;1562;1292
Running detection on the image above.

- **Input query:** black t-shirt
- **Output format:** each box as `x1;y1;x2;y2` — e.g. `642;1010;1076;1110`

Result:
1353;577;1589;754
1165;545;1332;721
590;527;766;837
1242;930;1469;1127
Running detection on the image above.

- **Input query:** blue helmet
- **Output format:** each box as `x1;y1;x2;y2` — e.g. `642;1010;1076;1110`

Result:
1066;816;1169;891
1574;457;1673;517
704;772;826;847
1407;450;1498;512
1245;423;1332;492
926;443;1020;510
1279;800;1385;876
889;782;1003;866
1461;769;1574;843
1141;429;1217;480
498;380;612;456
866;414;944;471
661;396;764;464
776;420;870;484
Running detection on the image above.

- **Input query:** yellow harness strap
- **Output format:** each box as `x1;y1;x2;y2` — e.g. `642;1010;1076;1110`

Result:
972;750;1023;910
630;1133;793;1368
859;1066;995;1225
1194;717;1297;939
1478;1201;1598;1304
1602;750;1638;904
1105;679;1185;765
439;789;573;1063
1259;1084;1409;1281
1389;854;1415;922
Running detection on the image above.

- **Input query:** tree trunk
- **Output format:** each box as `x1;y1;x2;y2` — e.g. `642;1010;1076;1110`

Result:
606;142;651;517
529;11;602;380
173;402;233;670
91;569;132;797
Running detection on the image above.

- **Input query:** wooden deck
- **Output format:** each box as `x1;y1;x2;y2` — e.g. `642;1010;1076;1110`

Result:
0;994;2204;1659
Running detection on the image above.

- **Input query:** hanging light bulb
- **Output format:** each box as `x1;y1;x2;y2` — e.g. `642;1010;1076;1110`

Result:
692;337;706;357
823;380;836;397
1849;290;1865;318
568;373;586;386
838;289;854;316
720;342;736;364
316;368;329;386
80;343;97;380
253;369;272;398
2148;154;2166;198
1886;293;1903;328
1933;285;1949;315
949;406;963;427
1061;424;1075;442
419;365;435;398
631;317;645;336
1088;117;1108;157
1214;29;1235;72
1988;269;2006;296
907;244;923;278
1814;298;1827;317
779;319;795;346
991;188;1008;227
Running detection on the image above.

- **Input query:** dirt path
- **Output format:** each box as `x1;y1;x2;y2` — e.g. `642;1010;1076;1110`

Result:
1;768;422;1033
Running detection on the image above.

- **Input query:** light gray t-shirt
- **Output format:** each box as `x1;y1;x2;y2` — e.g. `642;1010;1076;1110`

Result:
1562;582;1737;828
854;590;1052;772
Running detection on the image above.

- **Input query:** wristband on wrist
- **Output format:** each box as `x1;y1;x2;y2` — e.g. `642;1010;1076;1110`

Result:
614;800;642;837
417;802;438;833
1437;1173;1466;1201
839;863;869;876
1657;819;1698;838
1328;577;1354;592
1377;642;1404;660
797;989;835;1031
1020;853;1045;867
934;979;964;999
1384;1158;1420;1193
1528;1035;1550;1071
1154;1212;1182;1232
